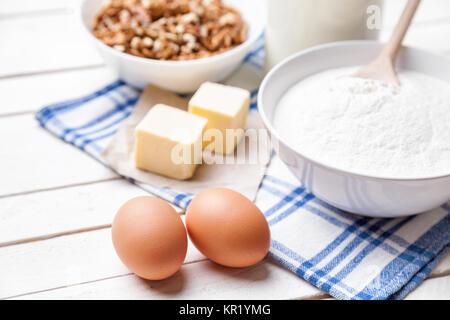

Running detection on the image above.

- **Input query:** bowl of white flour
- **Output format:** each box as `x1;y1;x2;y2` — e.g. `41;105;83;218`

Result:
258;41;450;218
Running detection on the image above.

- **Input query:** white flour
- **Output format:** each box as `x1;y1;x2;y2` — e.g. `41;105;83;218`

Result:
273;67;450;178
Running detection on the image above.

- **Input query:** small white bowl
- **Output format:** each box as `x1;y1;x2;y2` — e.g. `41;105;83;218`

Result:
258;41;450;218
80;0;264;93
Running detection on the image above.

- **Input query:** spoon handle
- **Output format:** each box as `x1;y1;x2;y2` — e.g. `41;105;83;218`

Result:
382;0;421;61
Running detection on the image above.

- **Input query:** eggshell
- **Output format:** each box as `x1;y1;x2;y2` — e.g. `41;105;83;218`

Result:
112;196;187;280
186;188;270;268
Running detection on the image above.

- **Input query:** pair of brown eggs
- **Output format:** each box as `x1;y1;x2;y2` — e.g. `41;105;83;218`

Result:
112;188;271;280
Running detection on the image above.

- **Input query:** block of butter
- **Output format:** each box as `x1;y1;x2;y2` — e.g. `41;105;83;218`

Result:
188;82;250;154
135;104;207;180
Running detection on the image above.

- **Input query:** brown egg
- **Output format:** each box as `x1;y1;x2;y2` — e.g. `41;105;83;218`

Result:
186;188;270;268
111;196;187;280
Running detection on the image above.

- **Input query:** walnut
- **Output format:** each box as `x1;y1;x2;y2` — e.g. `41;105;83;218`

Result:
92;0;248;61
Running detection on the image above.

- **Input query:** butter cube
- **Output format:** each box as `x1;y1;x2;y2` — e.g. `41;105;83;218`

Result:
188;82;250;154
135;104;207;180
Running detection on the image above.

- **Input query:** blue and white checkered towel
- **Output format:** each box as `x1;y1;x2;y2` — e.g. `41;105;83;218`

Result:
35;36;449;300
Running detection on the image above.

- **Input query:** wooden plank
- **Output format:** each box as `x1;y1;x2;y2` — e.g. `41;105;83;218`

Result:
8;257;322;300
3;213;444;300
0;67;117;116
1;180;447;299
2;0;449;23
0;179;150;245
404;275;450;300
0;0;448;79
0;0;80;16
0;14;103;78
0;114;117;197
0;226;206;299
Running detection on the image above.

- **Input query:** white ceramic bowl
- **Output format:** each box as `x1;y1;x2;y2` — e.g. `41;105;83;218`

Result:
258;41;450;218
80;0;264;93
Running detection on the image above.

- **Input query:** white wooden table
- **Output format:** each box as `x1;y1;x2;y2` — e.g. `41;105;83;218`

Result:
1;0;449;300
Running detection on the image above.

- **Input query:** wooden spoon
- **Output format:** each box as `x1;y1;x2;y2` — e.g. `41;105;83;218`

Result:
353;0;421;85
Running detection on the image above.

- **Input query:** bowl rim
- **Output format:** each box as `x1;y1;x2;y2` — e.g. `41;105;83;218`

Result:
258;40;450;182
79;0;264;67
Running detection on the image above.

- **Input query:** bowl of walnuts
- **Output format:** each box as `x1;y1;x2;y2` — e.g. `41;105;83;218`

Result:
80;0;264;93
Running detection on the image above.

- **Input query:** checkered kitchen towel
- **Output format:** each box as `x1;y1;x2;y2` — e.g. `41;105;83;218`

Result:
35;35;450;300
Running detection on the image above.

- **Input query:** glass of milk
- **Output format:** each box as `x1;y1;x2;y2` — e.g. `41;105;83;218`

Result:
265;0;383;72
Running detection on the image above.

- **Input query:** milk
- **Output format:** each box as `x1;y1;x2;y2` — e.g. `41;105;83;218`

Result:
265;0;382;72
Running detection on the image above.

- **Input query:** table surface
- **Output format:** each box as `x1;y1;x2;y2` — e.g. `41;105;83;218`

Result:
1;0;449;300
